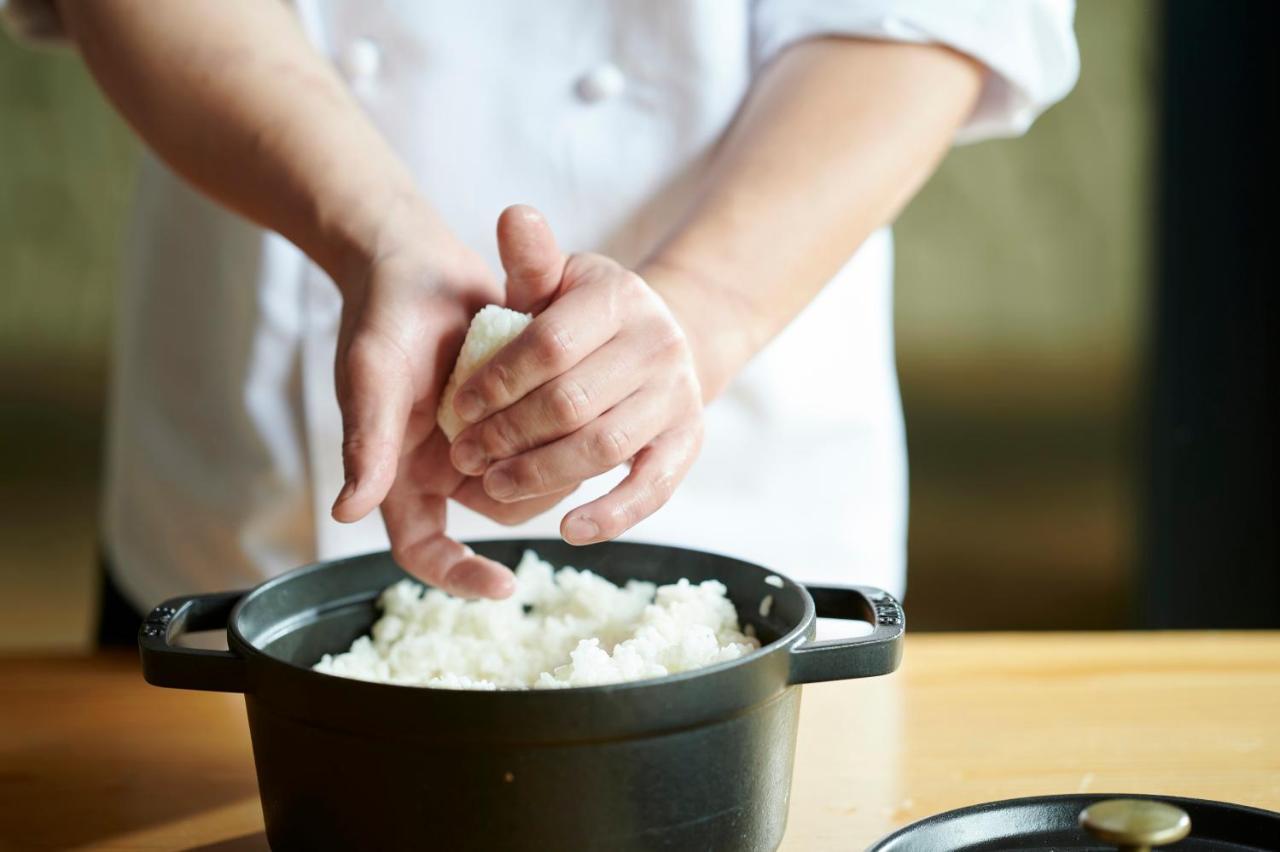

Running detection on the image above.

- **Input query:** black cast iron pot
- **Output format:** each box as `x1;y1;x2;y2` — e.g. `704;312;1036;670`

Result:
139;539;904;852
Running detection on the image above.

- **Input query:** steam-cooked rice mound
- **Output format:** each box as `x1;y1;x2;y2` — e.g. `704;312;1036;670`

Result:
314;550;759;689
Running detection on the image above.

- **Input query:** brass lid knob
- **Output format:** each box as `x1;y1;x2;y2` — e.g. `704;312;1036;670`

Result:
1080;799;1191;851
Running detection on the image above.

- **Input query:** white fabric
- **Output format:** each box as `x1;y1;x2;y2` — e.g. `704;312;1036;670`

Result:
38;0;1077;608
753;0;1080;142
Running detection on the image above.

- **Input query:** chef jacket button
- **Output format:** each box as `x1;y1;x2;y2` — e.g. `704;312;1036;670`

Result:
342;38;382;82
576;63;626;103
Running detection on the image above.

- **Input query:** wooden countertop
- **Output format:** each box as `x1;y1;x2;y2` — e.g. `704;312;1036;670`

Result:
2;632;1278;850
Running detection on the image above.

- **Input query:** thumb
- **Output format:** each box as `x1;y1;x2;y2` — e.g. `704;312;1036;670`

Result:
331;334;413;523
497;204;565;314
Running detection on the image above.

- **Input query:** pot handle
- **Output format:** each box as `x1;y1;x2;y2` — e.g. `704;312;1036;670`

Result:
787;584;904;685
138;591;248;693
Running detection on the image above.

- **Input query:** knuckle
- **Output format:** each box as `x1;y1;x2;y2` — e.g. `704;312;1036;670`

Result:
547;379;591;428
340;433;394;465
340;435;367;459
588;426;631;467
480;416;523;458
679;377;703;411
510;456;551;494
621;500;645;528
619;269;647;294
603;275;630;322
390;543;412;569
480;361;519;405
652;318;689;358
532;322;575;366
650;468;679;503
563;252;596;284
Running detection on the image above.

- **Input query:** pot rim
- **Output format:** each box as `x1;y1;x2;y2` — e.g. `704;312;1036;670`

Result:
226;539;818;698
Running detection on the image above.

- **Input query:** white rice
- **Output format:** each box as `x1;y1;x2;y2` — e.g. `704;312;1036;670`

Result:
437;304;532;441
313;550;760;689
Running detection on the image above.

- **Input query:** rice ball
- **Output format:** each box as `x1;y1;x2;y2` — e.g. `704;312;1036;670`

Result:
437;304;532;441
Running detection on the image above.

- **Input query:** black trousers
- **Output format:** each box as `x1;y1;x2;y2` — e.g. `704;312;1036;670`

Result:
97;555;143;647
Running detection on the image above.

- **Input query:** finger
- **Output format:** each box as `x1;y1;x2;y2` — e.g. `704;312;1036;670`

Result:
385;431;516;599
452;478;579;526
454;263;623;424
332;333;414;523
481;389;667;503
381;474;516;599
560;427;701;545
398;533;517;600
450;338;647;475
497;204;566;314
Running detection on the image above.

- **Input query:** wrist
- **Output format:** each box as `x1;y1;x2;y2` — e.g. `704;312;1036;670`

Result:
293;151;449;287
641;258;761;403
318;186;441;288
320;189;495;310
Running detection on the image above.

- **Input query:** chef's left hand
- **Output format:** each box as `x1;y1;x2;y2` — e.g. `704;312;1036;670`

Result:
448;205;704;545
329;206;582;598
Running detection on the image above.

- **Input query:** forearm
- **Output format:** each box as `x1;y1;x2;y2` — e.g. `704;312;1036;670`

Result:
643;38;984;400
56;0;445;287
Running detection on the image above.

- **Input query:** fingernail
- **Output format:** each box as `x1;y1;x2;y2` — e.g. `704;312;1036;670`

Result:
452;439;487;475
485;467;515;500
441;560;480;598
443;560;515;600
331;478;357;520
455;391;484;423
563;516;599;544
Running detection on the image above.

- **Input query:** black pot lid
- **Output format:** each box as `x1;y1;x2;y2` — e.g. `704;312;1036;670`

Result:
867;794;1280;851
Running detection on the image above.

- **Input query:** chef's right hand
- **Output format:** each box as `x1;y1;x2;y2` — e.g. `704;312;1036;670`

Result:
326;213;564;598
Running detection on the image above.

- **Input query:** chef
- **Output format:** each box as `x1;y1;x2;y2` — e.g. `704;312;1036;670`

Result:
2;1;1078;636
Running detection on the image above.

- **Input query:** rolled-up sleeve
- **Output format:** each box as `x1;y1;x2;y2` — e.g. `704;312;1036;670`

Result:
752;0;1080;143
0;0;66;44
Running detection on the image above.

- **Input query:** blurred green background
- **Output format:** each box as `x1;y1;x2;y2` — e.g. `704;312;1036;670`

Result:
0;1;1155;649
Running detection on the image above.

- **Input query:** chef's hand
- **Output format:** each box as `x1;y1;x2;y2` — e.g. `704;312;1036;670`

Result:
329;217;567;597
448;205;704;545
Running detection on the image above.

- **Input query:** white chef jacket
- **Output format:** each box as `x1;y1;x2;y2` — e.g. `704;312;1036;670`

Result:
3;0;1078;610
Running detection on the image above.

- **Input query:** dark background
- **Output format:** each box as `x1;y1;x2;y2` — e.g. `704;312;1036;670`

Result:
1141;0;1278;628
